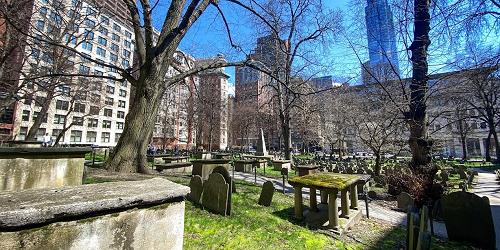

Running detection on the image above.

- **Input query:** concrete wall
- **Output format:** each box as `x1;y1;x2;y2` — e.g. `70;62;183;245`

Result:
0;148;89;192
0;178;189;250
0;202;185;250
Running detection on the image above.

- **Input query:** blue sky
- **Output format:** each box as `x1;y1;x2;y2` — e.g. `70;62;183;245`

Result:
150;0;499;93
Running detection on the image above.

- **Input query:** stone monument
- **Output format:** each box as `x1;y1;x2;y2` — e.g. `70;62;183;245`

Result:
255;128;268;156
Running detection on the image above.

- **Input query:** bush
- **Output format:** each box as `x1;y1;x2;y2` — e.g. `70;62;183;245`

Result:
386;165;443;205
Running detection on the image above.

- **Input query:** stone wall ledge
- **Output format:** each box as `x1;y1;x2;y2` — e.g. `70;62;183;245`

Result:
0;147;92;158
0;178;189;230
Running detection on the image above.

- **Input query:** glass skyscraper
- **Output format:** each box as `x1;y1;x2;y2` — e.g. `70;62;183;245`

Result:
363;0;400;83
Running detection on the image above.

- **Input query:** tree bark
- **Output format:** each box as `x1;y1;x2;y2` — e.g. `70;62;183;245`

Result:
407;0;436;205
26;91;54;140
105;77;163;173
485;131;492;162
491;129;500;163
460;135;467;160
374;152;382;176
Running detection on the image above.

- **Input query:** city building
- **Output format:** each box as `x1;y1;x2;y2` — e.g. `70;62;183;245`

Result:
363;0;400;83
0;0;134;146
195;55;230;151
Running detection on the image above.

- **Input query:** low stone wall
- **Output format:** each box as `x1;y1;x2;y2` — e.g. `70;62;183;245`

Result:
0;178;189;250
0;147;91;192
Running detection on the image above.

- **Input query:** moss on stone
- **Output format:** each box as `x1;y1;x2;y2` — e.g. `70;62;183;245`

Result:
289;173;360;190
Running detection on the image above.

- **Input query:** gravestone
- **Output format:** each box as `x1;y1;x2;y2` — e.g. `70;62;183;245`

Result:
255;128;268;156
212;166;233;214
442;191;496;249
440;170;449;181
202;173;230;216
258;181;275;206
458;169;468;180
188;175;203;204
397;192;414;211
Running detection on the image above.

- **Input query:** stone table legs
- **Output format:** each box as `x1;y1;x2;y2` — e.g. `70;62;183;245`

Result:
310;188;318;211
328;189;339;230
320;191;328;204
350;184;358;210
294;185;303;219
341;189;350;218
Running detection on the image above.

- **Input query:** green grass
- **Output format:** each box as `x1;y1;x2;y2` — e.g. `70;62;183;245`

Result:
85;153;107;162
82;176;114;184
255;165;297;179
293;154;315;160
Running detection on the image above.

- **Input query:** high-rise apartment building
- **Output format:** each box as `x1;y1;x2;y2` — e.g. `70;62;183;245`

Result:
195;55;230;151
363;0;400;83
0;0;134;146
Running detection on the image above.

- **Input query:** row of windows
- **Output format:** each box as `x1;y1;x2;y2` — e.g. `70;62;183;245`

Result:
22;111;125;130
69;130;121;143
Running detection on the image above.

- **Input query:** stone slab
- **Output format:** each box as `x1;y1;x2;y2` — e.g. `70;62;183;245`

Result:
202;173;229;216
289;173;361;190
0;178;189;230
188;175;203;204
258;181;275;206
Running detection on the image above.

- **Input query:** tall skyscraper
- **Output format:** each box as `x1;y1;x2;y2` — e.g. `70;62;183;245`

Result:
363;0;400;83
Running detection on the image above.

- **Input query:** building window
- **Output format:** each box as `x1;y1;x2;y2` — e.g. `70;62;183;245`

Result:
102;120;111;128
103;108;113;117
100;16;109;25
74;103;86;113
118;100;126;108
87;118;98;128
22;110;30;121
72;116;83;126
33;112;48;123
122;59;129;68
110;53;118;62
124;40;131;48
106;85;115;94
110;43;119;52
54;114;66;124
85;19;96;28
113;23;121;32
86;131;97;142
52;129;63;141
56;100;69;110
123;49;131;58
105;97;114;105
116;122;124;130
112;33;120;42
98;36;107;46
18;127;28;140
36;20;45;30
83;30;94;40
82;41;93;51
119;89;127;97
115;133;121;142
79;65;90;74
120;81;128;87
99;26;108;35
101;132;110;143
124;31;132;38
117;111;125;119
70;130;82;142
39;7;48;16
96;47;106;57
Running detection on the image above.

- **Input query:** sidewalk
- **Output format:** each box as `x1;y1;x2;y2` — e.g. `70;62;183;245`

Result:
472;169;500;249
231;171;447;238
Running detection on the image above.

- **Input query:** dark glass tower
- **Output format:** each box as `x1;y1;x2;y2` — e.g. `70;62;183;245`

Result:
363;0;400;83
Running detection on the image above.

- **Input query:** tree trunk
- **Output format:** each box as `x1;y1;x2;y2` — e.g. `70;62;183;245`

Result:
460;135;467;160
105;77;163;173
26;91;54;140
374;152;382;176
407;0;436;205
485;131;492;162
492;129;500;163
283;117;292;160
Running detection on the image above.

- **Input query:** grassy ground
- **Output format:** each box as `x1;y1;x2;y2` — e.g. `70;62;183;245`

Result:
84;153;107;162
255;165;297;179
82;170;473;250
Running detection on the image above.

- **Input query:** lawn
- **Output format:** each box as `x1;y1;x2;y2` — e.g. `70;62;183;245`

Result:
82;171;473;250
163;175;471;250
255;165;297;179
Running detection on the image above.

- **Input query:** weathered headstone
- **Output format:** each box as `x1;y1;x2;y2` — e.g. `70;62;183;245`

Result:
442;191;496;249
397;192;415;211
212;166;233;214
188;175;203;204
202;173;230;216
255;128;268;156
258;181;275;206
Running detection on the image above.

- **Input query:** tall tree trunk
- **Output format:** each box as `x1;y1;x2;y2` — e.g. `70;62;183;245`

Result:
407;0;436;205
485;131;492;162
283;116;292;160
26;91;54;140
460;135;467;160
492;129;500;163
374;151;382;176
105;77;163;173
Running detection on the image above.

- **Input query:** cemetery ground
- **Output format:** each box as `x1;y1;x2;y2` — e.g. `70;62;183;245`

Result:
84;167;471;249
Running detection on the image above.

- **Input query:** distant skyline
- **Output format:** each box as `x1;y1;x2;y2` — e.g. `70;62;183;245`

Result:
149;0;499;94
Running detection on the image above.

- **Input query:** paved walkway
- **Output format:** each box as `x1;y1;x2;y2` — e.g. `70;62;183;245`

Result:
472;169;500;249
231;171;447;238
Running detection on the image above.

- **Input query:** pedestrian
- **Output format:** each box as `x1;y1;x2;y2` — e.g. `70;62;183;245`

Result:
42;133;52;147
